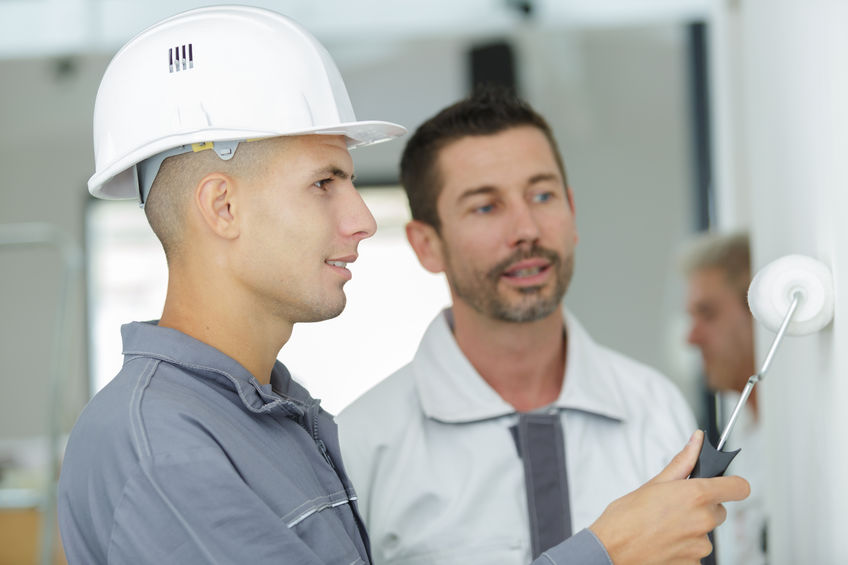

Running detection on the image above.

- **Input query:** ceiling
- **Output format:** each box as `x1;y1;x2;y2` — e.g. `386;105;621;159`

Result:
0;0;708;60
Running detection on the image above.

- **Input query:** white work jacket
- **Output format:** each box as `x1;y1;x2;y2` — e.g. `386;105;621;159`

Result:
338;308;696;565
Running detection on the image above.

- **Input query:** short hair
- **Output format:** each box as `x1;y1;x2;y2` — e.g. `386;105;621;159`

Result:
399;86;567;231
681;231;751;303
144;137;282;260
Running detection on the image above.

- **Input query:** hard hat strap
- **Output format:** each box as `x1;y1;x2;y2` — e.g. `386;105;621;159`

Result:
136;140;241;208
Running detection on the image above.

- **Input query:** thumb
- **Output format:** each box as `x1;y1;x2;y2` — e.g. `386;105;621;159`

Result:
649;429;704;484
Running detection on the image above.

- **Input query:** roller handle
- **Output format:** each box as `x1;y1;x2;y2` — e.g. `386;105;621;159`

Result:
689;434;741;478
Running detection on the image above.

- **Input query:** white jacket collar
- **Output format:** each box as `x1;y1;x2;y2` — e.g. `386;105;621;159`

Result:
413;307;628;423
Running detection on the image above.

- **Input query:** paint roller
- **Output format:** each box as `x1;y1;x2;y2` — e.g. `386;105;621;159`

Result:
690;254;835;478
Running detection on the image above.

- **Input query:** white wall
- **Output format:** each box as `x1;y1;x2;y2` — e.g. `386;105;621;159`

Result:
716;0;848;562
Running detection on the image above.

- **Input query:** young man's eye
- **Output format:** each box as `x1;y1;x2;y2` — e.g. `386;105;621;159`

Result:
473;203;495;214
313;178;332;190
532;192;554;203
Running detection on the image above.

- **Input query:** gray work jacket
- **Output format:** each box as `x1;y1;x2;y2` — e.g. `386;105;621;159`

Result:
58;321;370;564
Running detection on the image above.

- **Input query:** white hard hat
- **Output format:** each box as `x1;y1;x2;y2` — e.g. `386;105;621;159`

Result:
89;5;406;202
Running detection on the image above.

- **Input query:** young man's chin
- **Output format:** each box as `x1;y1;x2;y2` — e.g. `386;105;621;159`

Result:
321;304;347;323
293;294;347;324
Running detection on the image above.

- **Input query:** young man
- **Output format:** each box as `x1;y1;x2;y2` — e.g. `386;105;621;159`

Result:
684;232;767;565
338;88;748;564
57;6;407;563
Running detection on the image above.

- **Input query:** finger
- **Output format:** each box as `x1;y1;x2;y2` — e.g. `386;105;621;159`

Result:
696;535;715;560
697;475;751;503
649;430;704;484
711;503;728;528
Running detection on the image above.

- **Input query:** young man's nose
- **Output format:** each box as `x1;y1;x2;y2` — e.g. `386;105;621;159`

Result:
342;185;377;241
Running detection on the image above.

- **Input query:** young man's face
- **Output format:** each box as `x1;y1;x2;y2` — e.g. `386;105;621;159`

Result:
686;267;755;392
233;134;376;324
427;125;578;323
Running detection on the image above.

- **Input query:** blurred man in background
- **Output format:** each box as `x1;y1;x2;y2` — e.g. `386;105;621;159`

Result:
684;231;767;565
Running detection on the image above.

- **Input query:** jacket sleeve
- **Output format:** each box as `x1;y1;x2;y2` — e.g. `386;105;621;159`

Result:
534;529;613;565
104;448;353;565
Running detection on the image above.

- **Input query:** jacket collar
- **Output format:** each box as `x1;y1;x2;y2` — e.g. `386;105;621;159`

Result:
121;321;313;416
413;308;627;424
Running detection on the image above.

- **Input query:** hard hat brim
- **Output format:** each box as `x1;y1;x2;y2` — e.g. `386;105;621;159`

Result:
88;119;407;200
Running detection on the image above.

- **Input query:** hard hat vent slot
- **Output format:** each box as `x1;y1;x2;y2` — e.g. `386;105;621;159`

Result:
169;44;194;73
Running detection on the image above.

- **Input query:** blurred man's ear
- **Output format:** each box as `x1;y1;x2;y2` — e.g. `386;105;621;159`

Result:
406;220;446;274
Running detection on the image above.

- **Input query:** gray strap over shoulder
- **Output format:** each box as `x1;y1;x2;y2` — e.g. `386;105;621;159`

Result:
511;412;572;559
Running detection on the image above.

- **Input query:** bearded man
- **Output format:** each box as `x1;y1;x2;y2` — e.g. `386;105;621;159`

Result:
338;88;717;565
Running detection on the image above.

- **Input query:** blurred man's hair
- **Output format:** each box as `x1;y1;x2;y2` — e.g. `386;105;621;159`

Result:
681;231;751;303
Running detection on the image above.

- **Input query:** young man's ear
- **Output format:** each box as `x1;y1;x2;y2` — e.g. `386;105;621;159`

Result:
405;220;446;274
194;173;239;239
